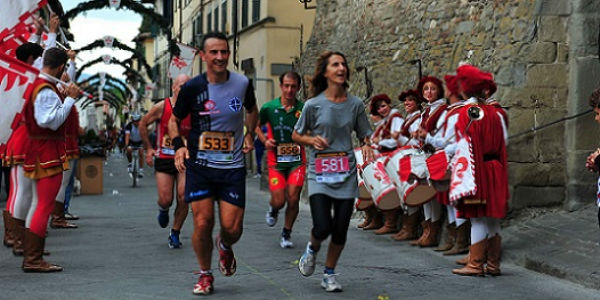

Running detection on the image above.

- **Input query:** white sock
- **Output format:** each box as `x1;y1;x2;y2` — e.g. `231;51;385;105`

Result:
446;205;456;224
470;217;487;244
406;206;419;215
456;217;467;227
423;203;432;220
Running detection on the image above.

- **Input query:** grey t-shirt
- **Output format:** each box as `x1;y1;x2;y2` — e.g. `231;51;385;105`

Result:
173;71;256;169
294;92;373;199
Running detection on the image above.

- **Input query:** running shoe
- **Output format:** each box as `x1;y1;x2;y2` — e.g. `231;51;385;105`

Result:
193;273;214;295
157;209;169;228
265;207;278;227
64;212;79;220
298;242;316;276
321;273;343;292
280;236;293;249
216;236;236;276
168;230;181;249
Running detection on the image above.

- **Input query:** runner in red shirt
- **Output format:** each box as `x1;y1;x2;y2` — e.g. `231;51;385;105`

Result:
140;74;191;249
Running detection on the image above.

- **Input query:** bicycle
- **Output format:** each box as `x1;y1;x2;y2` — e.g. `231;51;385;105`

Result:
129;145;142;187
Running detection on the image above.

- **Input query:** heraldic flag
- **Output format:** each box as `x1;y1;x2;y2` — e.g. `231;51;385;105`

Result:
0;0;48;42
0;53;40;144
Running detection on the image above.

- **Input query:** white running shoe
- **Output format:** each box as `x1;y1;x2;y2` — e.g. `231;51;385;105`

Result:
298;242;316;276
321;273;343;292
280;236;293;248
265;207;278;227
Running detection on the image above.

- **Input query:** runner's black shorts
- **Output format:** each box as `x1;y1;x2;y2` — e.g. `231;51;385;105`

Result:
154;158;178;176
184;164;246;208
128;141;143;148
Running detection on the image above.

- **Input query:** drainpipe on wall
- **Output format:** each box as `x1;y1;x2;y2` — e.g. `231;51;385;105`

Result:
179;0;183;42
232;0;239;69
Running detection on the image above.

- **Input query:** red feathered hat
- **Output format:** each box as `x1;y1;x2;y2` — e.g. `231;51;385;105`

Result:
417;76;445;101
369;93;392;116
443;75;459;96
456;64;489;95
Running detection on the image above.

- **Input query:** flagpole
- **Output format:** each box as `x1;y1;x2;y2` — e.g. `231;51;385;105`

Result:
45;5;68;46
42;25;83;62
40;71;93;99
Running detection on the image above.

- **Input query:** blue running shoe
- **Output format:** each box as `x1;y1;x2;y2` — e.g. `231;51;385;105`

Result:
168;230;182;249
157;209;169;228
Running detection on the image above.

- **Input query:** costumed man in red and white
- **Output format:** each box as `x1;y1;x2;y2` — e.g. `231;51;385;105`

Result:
2;15;58;256
449;64;508;276
50;49;79;229
368;94;404;235
2;44;42;256
392;89;422;241
411;76;447;247
21;47;81;272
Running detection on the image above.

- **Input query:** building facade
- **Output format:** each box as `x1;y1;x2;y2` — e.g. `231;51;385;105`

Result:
163;0;316;107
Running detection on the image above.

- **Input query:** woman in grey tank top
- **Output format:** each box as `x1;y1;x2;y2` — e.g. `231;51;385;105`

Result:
292;51;374;292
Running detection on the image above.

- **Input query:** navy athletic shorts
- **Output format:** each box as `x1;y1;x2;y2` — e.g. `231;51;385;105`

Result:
184;164;246;208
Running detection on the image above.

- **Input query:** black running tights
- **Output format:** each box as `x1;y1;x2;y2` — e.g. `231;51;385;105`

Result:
309;193;354;245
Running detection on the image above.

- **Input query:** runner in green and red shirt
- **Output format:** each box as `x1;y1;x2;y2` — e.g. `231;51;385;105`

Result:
256;71;306;249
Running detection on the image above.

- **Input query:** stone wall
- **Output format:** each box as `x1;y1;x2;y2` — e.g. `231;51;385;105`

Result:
297;0;600;211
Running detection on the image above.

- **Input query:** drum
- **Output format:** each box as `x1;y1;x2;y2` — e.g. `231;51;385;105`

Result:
426;150;451;192
384;147;436;207
354;147;374;200
362;156;401;210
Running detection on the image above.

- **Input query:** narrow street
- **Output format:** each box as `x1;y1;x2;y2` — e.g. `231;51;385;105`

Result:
0;153;598;299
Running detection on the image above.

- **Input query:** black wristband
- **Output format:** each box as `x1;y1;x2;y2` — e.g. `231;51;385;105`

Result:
172;136;185;151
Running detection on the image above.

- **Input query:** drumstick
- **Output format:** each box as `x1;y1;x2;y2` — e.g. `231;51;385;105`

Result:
40;71;93;99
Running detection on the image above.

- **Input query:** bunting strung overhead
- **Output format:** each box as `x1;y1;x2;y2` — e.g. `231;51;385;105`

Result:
108;0;121;9
102;54;112;64
102;35;114;48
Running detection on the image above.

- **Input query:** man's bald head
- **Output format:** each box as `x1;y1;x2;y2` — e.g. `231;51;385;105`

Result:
172;74;191;101
173;74;190;88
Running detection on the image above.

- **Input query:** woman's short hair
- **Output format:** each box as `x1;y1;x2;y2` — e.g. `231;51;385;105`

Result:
417;76;444;101
369;94;392;117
